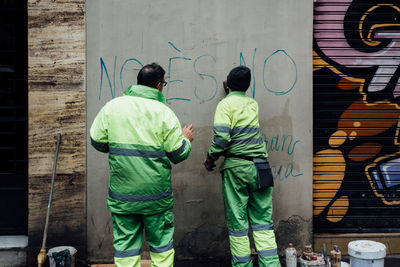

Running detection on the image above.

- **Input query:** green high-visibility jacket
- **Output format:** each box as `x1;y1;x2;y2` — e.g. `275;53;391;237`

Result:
208;91;267;171
90;84;191;215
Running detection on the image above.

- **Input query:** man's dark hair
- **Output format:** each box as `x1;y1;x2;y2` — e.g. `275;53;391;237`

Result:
137;63;166;88
227;66;251;92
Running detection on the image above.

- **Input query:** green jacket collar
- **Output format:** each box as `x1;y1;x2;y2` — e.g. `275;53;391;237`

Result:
226;91;246;98
124;85;166;104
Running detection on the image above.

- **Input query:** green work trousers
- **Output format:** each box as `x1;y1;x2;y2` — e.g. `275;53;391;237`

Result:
112;208;175;267
222;164;281;267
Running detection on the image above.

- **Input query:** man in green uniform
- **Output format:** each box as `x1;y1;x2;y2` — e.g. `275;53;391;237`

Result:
90;63;193;267
204;66;280;267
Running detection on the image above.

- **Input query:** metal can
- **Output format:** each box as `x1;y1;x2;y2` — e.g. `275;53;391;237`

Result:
330;245;341;267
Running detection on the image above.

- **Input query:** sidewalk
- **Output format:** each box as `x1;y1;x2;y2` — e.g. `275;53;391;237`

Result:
89;255;400;267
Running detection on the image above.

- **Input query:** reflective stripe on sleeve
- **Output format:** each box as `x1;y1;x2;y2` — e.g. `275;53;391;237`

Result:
213;136;230;148
214;126;231;134
91;137;109;152
109;187;172;202
231;126;259;136
166;139;187;159
230;137;263;146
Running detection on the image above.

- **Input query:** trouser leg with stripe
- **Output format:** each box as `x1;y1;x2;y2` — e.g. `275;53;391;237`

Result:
248;186;280;267
223;165;281;267
112;208;175;267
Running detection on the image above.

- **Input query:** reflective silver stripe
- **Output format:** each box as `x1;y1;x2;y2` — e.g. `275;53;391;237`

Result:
258;248;278;258
166;139;187;159
213;136;229;148
251;224;274;231
232;254;252;263
150;242;174;253
214;126;231;134
229;228;248;237
230;137;263;146
109;187;172;202
253;158;268;164
114;248;141;258
109;147;166;158
91;137;109;151
231;126;259;136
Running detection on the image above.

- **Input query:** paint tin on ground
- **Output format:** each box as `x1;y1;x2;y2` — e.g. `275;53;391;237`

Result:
348;240;386;267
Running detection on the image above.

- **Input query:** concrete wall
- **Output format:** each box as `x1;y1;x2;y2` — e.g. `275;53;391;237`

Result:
86;0;313;262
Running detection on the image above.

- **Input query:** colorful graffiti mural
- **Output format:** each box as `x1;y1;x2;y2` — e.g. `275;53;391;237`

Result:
313;0;400;232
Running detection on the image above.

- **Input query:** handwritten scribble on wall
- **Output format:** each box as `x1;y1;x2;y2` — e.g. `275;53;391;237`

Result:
313;0;400;232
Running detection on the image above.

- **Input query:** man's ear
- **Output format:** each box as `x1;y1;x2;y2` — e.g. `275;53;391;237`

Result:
155;82;162;92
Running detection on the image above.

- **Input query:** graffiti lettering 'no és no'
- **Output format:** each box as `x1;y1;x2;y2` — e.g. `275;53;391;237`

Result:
97;43;303;180
98;42;298;102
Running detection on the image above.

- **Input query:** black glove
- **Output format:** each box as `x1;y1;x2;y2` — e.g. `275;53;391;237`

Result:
204;157;216;171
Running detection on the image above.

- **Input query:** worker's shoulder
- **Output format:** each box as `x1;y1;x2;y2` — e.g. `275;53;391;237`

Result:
220;94;257;106
106;95;165;108
104;95;129;105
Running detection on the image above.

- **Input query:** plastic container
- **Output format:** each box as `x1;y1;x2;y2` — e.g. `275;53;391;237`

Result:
348;240;386;267
47;246;77;267
285;243;297;267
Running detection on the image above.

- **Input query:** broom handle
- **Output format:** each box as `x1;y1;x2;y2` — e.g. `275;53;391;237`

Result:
41;133;61;250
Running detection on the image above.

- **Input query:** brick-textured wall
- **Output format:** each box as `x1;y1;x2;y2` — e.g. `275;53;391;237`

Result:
28;0;85;265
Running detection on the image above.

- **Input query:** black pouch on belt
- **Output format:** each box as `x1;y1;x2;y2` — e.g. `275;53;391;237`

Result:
253;158;274;189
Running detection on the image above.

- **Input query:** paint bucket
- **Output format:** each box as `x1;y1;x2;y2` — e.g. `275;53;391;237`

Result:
348;240;386;267
47;246;76;267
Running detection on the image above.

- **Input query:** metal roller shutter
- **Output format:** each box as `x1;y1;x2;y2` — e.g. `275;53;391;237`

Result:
313;0;400;233
0;0;28;234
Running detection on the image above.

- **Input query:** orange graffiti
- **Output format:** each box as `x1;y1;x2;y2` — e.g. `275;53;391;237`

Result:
348;142;382;162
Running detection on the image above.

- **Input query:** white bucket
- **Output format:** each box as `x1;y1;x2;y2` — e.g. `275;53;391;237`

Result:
47;246;77;267
348;240;386;267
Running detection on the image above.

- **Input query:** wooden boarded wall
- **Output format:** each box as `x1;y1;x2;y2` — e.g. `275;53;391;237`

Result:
28;0;86;264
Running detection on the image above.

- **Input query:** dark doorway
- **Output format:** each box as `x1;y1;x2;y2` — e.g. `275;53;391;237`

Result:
0;0;28;234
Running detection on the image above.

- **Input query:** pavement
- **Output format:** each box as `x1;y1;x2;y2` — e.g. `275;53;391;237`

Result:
86;255;400;267
89;256;400;266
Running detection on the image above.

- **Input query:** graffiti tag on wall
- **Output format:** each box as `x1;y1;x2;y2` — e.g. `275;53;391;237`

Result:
96;42;304;183
97;43;298;102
